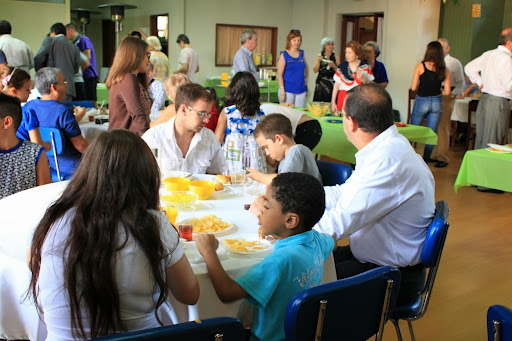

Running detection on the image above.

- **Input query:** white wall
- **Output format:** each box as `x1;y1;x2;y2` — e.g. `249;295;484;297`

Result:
0;0;71;75
69;0;440;119
320;0;441;120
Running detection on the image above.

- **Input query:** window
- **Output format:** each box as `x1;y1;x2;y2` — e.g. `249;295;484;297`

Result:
215;24;277;67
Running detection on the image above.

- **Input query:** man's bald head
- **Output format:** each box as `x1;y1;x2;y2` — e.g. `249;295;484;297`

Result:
499;27;512;45
344;84;394;134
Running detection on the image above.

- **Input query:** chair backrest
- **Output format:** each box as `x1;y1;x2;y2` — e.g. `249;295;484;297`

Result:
487;305;512;341
392;201;450;321
285;266;401;341
421;201;450;267
39;127;66;182
406;89;418;124
91;317;244;341
63;100;95;109
39;127;65;155
315;160;353;186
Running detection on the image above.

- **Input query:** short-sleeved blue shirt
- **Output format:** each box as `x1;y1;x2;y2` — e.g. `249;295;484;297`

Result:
16;107;40;141
372;60;389;84
24;98;83;176
235;230;334;341
74;34;98;79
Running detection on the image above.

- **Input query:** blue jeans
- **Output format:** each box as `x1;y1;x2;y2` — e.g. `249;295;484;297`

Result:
410;95;442;161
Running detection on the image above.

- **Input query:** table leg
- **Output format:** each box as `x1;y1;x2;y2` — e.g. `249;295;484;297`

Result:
450;121;457;150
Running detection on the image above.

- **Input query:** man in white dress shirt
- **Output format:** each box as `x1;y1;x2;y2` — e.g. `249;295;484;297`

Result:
465;28;512;150
0;20;34;73
142;83;227;174
314;84;435;305
232;29;259;81
431;38;466;168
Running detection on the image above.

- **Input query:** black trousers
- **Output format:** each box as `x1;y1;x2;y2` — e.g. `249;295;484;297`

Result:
333;245;426;306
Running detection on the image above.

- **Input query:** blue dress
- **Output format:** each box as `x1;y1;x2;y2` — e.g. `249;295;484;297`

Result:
282;50;307;94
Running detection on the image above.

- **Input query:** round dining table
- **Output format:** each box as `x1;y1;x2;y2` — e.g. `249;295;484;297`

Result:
0;174;336;340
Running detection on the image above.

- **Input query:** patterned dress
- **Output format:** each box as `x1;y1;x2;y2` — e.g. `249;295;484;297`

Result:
149;53;170;82
313;53;337;102
0;140;43;199
222;105;267;173
334;60;374;110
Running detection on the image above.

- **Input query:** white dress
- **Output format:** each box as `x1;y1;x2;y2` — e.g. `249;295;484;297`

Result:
222;105;267;173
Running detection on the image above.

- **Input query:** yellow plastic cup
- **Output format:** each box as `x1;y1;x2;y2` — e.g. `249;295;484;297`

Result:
162;206;178;226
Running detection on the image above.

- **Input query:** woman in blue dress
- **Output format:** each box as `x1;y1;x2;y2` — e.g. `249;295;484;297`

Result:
277;29;309;108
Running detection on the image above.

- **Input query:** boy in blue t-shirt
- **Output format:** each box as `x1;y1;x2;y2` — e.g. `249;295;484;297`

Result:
195;172;335;341
246;113;321;185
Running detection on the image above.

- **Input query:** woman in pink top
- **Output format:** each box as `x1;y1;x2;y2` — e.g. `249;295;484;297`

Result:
107;37;153;136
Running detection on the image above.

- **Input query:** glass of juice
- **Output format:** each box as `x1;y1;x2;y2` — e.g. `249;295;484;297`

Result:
178;224;193;241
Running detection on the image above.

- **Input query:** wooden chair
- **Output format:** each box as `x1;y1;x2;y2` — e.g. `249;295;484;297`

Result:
466;99;479;150
406;89;418;124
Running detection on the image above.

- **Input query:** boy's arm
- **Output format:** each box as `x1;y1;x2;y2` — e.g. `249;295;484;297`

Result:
195;234;248;302
246;168;277;185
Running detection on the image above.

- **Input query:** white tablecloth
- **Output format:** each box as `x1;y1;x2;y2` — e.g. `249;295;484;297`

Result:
451;97;477;123
0;176;336;340
79;121;108;141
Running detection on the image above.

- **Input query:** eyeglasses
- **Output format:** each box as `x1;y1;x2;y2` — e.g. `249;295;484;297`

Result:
187;106;212;119
53;81;68;86
291;29;301;34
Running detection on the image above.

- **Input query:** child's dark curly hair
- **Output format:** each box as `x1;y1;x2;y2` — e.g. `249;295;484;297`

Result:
271;173;325;231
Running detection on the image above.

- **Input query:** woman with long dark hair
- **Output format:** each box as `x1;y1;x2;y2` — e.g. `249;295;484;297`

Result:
215;71;266;172
107;37;153;136
27;129;199;340
410;41;451;162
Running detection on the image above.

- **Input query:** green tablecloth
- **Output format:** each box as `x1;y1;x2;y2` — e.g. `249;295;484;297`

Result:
96;83;109;105
205;77;279;102
454;148;512;193
304;112;438;164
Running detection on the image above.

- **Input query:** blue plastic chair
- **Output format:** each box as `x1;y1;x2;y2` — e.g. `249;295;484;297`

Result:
285;266;401;341
487;305;512;341
315;160;353;186
91;317;244;341
390;200;450;341
63;100;95;109
39;127;66;182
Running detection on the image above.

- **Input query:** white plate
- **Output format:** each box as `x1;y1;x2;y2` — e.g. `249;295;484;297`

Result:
486;147;512;154
487;143;512;152
182;240;229;264
162;171;192;178
179;217;237;236
220;234;273;255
